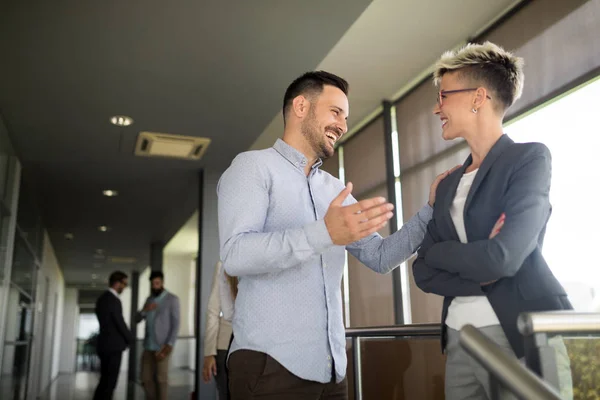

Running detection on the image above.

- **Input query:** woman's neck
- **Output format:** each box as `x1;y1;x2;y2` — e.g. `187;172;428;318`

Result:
465;121;504;171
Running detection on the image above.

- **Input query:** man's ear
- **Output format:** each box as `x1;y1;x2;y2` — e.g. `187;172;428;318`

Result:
292;95;310;119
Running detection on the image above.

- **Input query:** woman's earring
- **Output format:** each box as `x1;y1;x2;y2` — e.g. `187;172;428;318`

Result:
472;108;478;114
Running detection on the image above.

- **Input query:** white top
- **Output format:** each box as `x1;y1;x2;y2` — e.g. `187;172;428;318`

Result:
445;169;500;330
203;261;234;356
108;288;120;300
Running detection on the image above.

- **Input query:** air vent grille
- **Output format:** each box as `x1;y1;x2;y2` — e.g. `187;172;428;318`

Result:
135;131;210;160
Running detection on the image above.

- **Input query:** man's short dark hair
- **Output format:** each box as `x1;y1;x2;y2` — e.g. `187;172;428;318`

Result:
282;71;349;124
150;271;164;281
109;271;128;286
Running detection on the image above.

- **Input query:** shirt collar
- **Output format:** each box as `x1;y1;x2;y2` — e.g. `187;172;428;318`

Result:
108;288;120;299
273;139;323;171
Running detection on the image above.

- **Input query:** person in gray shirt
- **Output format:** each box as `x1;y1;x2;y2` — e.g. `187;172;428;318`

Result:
136;271;180;400
218;70;453;400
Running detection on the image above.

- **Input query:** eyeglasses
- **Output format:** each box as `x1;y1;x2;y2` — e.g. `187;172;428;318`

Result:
437;88;491;107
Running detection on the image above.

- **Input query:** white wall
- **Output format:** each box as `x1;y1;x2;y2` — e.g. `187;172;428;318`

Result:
163;253;195;369
59;288;79;373
120;286;132;374
136;267;151;339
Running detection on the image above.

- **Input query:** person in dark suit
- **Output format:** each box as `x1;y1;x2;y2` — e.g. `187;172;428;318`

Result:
413;41;573;399
93;271;134;400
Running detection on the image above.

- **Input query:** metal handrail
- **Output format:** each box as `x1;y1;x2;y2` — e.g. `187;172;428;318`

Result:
344;323;442;400
460;325;562;400
518;311;600;336
345;323;441;338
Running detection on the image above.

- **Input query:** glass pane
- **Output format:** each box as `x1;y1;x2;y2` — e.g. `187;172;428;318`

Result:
1;289;33;400
0;156;8;201
504;76;600;311
0;211;11;287
16;180;43;259
10;238;36;298
563;336;600;400
347;337;445;400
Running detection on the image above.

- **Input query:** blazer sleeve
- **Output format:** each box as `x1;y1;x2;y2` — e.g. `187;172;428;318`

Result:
203;262;221;357
413;216;484;297
424;145;552;283
112;299;134;346
136;297;150;323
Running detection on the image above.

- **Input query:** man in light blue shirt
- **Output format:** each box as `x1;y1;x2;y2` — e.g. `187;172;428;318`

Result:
218;71;451;400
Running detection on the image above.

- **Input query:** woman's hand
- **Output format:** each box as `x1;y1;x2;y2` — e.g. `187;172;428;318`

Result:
202;356;217;383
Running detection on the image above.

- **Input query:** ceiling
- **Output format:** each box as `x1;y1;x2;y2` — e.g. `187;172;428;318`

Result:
0;0;373;285
251;0;522;150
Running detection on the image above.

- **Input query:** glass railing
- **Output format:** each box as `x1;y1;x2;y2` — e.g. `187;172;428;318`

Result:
459;324;562;400
345;324;444;400
518;311;600;399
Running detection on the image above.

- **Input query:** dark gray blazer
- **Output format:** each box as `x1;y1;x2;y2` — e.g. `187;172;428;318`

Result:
413;134;571;358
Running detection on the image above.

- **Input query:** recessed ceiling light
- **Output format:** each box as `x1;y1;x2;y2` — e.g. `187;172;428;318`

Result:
65;233;74;240
98;226;109;232
93;263;103;268
110;115;133;127
103;190;118;197
92;274;98;279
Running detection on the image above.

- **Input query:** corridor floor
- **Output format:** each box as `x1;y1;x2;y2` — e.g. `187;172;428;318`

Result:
39;370;194;400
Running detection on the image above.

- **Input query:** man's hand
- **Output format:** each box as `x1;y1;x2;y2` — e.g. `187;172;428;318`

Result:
324;182;394;246
429;165;461;207
481;213;506;286
143;302;157;312
202;356;217;383
155;344;173;361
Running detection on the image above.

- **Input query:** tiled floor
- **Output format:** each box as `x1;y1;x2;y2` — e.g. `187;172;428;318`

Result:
38;370;194;400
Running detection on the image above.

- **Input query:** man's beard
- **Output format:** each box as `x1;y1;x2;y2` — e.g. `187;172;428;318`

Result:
151;288;164;296
301;110;334;159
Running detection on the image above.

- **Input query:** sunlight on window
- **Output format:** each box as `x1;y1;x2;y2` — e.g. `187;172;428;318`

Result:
78;313;99;339
504;77;600;312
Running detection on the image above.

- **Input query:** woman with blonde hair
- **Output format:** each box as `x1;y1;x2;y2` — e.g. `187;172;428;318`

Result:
202;261;237;399
413;41;573;399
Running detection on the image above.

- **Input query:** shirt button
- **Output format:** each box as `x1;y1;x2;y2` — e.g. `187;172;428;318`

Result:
328;363;332;368
327;356;331;360
323;262;327;268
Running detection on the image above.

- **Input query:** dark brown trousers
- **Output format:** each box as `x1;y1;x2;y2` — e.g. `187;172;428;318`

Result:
228;350;347;400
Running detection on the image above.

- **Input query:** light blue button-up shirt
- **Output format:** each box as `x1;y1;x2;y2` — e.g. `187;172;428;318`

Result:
218;139;432;384
144;290;167;351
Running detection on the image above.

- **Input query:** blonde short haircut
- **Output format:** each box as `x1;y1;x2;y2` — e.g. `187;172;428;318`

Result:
433;41;524;111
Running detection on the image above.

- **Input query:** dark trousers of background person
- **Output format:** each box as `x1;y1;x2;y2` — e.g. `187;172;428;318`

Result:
93;351;122;400
216;350;230;400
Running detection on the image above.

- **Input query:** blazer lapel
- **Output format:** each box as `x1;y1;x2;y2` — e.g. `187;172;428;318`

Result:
464;134;514;211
